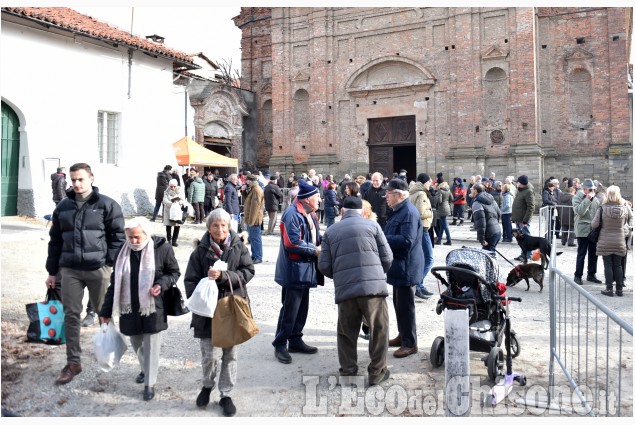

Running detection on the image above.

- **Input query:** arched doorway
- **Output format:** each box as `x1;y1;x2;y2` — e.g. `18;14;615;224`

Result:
368;115;416;179
1;101;20;216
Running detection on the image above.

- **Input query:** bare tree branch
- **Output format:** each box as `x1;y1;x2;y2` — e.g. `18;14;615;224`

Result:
216;57;241;88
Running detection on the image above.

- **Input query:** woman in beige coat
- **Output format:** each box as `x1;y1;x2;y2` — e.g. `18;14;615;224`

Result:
591;185;633;297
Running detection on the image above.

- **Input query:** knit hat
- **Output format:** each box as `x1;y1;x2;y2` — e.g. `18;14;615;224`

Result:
517;175;529;185
342;196;362;210
297;180;319;199
436;172;444;183
386;179;409;192
416;173;431;184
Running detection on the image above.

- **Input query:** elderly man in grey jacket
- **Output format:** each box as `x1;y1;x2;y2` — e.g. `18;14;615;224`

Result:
318;196;393;386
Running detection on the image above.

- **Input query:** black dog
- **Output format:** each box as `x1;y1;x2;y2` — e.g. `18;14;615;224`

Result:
506;263;545;292
511;229;562;269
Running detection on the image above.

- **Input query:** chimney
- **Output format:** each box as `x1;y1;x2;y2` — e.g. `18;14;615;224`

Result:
145;34;165;44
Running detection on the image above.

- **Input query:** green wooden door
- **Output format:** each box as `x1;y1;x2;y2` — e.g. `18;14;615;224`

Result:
1;101;20;216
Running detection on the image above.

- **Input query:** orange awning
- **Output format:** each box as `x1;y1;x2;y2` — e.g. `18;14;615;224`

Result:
172;136;238;168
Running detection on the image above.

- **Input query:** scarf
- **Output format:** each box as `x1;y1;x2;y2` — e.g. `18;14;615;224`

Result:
113;238;156;317
209;233;231;258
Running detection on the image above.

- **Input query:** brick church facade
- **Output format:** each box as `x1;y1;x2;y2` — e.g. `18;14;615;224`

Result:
232;7;633;197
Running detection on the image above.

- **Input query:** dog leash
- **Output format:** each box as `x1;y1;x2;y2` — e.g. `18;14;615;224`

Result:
494;248;517;268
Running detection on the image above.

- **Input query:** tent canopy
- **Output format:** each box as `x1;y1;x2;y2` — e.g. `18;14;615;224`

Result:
172;136;238;168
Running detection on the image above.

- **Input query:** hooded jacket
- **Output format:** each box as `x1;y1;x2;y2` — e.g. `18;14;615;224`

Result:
223;180;240;215
591;203;633;257
318;210;393;304
100;236;181;336
436;182;454;217
184;230;255;339
155;171;171;202
472;191;502;243
51;172;67;204
511;183;535;224
408;181;433;229
187;177;205;204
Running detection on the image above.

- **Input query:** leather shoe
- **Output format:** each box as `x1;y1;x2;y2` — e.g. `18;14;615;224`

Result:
573;276;583;285
369;369;391;386
135;371;145;384
288;340;318;354
394;346;418;358
143;386;155;401
388;335;402;347
252;258;263;264
274;347;292;364
443;241;452;246
219;396;236;417
513;255;526;262
616;290;623;297
196;386;212;407
587;275;603;284
55;363;82;385
414;288;431;300
601;289;614;297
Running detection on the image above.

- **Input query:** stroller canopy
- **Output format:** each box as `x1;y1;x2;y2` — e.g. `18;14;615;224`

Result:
444;247;500;291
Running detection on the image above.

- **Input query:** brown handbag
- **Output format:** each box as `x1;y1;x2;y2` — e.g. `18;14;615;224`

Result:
211;273;259;348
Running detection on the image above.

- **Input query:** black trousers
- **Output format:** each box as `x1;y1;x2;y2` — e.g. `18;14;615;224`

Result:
272;287;311;349
392;285;417;348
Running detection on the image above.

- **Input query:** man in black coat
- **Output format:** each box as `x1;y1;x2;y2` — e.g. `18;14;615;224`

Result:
363;172;388;229
152;165;172;222
51;166;67;206
264;176;284;235
203;173;219;216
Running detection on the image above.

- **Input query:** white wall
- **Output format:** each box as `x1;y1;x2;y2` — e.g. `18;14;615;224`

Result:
1;20;192;217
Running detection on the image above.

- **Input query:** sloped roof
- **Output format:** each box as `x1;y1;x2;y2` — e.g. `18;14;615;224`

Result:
1;7;198;69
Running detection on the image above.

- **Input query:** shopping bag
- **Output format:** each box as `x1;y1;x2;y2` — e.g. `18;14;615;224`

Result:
185;277;219;318
169;202;183;222
163;284;190;316
93;322;128;372
25;288;66;344
212;274;259;348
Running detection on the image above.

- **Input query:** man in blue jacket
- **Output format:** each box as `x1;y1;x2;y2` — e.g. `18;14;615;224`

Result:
45;162;125;385
383;178;424;358
272;180;322;364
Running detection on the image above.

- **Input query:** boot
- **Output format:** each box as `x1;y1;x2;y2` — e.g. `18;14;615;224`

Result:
166;226;172;242
451;219;457;226
172;226;180;247
458;219;464;226
601;288;614;297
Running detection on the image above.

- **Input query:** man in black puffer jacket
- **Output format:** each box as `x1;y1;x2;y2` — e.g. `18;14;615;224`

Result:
45;162;126;385
471;183;502;255
318;196;393;386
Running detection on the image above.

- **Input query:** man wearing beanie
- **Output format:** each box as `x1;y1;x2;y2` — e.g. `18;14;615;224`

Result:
318;195;393;385
408;173;435;299
383;179;424;358
273;180;322;364
242;175;265;264
511;175;535;262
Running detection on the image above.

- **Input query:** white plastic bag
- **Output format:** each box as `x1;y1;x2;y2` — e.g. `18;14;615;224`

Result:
93;322;128;372
185;277;219;318
169;202;182;221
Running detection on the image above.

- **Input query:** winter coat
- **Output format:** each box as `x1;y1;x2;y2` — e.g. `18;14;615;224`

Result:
323;188;340;219
163;186;185;227
51;172;67;204
275;200;321;288
383;198;424;287
591;203;632;257
187;177;205;204
359;181;372;199
542;189;557;208
223;181;240;215
242;183;264;226
100;236;181;336
453;184;467;205
316;183;325;212
511;183;535;224
556;192;575;227
573;190;600;238
472;192;502;243
45;187;126;276
204;178;218;199
318;211;393;304
184;230;255;339
427;188;441;227
500;191;514;215
264;182;283;212
363;185;388;228
408;181;433;229
155;171;171;203
436;182;454;217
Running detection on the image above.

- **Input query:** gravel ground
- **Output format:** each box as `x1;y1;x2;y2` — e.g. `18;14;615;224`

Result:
1;215;632;417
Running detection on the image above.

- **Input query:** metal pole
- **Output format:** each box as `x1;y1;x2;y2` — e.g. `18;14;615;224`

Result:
184;87;188;137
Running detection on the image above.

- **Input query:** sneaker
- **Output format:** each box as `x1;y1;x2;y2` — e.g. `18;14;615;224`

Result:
573;276;583;285
587;275;603;284
600;289;614;297
81;313;95;327
196;386;212;408
219;396;236;417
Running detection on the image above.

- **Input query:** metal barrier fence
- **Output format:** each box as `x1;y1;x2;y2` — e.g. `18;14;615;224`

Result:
540;206;633;416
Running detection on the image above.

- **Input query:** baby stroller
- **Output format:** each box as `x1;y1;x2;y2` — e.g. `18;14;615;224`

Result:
429;247;523;382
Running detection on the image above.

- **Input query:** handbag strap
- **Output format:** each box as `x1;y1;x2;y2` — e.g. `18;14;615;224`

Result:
224;271;246;298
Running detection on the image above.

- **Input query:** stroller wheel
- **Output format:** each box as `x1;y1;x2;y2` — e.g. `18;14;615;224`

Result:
509;331;521;358
430;336;445;368
487;347;504;382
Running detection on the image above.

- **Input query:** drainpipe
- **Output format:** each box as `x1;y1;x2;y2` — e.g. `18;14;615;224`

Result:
127;48;133;99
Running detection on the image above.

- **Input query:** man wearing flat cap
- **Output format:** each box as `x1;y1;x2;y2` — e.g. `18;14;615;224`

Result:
511;175;535;262
273;180;322;364
383;179;424;358
572;178;602;285
318;195;393;385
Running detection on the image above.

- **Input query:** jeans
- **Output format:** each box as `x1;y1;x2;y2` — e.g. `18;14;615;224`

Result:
501;214;512;240
326;216;335;228
151;200;162;221
436;216;451;243
417;229;433;291
483;233;501;255
575;236;598;278
246;224;262;260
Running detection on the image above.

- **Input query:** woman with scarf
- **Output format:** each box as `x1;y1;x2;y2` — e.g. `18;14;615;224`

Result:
184;208;255;416
162;179;185;247
99;216;181;401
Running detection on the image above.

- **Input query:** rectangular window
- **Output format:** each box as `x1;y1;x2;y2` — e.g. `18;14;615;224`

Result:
97;111;119;165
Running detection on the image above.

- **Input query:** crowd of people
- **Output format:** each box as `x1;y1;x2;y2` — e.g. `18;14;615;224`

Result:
45;162;632;414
